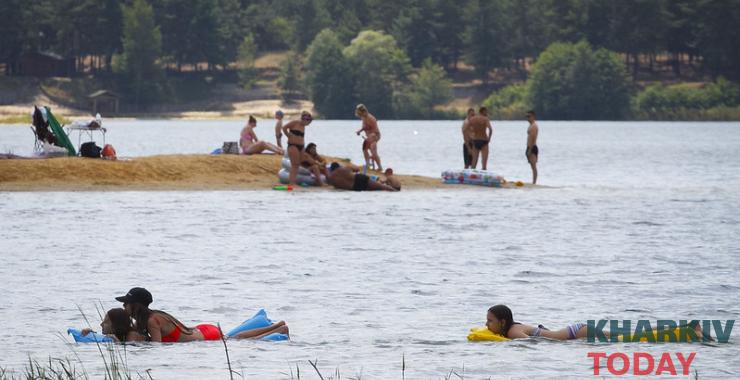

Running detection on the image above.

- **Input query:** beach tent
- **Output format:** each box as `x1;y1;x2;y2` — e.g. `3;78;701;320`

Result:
44;106;76;156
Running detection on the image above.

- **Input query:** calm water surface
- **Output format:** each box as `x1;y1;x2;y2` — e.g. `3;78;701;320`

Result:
1;121;739;379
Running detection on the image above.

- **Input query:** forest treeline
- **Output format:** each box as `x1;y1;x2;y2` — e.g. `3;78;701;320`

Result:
1;0;739;119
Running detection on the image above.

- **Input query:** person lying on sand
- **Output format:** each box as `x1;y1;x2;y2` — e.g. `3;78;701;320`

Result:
327;162;397;191
115;287;289;342
380;168;401;191
240;115;284;155
485;304;709;340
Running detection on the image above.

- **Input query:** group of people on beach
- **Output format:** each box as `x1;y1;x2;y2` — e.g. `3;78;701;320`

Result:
238;104;399;191
80;287;288;343
461;107;540;184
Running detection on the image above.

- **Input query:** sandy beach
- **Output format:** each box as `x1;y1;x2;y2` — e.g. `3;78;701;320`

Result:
0;154;455;191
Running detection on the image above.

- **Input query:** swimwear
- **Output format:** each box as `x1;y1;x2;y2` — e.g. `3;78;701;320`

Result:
288;143;304;151
289;129;304;137
195;324;222;341
161;324;183;343
463;143;472;166
352;173;370;191
567;322;585;339
241;131;254;143
526;145;539;156
529;324;548;337
472;139;488;150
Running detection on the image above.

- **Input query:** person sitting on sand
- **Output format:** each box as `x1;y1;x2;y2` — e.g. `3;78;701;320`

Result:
355;104;382;172
485;304;708;340
240;115;284;155
282;111;314;186
380;168;401;191
274;110;285;149
116;287;289;342
80;308;146;343
327;162;397;191
302;143;328;178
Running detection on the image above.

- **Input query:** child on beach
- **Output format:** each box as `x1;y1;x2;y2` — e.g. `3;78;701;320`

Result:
381;168;401;190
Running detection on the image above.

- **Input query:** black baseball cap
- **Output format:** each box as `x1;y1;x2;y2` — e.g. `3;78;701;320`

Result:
115;287;153;305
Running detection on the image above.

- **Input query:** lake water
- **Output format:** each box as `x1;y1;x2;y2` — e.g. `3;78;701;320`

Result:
1;120;739;379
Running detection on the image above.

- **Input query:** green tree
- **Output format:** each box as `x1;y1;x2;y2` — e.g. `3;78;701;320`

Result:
464;0;512;81
344;30;411;118
278;52;303;101
391;0;436;67
528;41;631;120
305;29;356;118
117;0;163;108
398;59;453;117
237;34;258;89
695;0;740;79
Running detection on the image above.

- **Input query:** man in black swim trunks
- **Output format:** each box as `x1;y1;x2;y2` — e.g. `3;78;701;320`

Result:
526;110;539;184
468;107;493;170
327;162;398;191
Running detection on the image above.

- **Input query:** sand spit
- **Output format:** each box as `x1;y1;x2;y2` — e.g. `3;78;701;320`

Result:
0;154;452;191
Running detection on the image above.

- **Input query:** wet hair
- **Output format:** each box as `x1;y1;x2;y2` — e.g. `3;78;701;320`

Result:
106;308;134;342
527;110;536;117
488;305;515;336
329;162;340;172
129;302;192;340
248;115;257;125
478;107;488;115
305;142;317;153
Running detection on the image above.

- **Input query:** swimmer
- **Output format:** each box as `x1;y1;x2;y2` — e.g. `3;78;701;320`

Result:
116;287;289;342
327;162;397;191
468;107;493;170
380;168;401;190
355;104;382;171
486;305;709;341
282;111;314;186
525;110;539;184
240;115;284;155
80;308;146;343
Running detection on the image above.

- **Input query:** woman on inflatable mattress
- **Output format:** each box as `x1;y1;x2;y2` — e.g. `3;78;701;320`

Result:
485;304;707;340
112;287;289;342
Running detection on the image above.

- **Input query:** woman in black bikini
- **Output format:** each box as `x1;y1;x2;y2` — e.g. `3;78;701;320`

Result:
282;111;314;186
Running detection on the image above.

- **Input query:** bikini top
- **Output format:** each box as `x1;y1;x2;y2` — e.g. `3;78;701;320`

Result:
290;129;304;137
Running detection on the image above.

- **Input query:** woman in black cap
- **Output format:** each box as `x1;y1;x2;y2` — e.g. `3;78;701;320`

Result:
116;287;289;342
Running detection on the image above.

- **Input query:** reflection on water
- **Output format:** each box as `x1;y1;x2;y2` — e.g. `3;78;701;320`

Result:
1;121;739;378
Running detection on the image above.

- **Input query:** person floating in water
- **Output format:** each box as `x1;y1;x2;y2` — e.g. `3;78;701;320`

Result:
525;110;539;184
462;108;475;169
468;107;493;170
327;162;397;191
485;305;709;341
115;287;289;342
355;104;382;172
240;115;284;155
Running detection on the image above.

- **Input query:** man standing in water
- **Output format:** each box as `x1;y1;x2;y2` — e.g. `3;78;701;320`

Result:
462;108;475;168
469;107;493;170
526;110;539;184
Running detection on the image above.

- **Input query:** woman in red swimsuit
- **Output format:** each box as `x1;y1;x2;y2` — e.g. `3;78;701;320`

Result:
116;287;289;342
